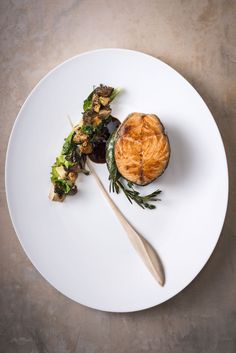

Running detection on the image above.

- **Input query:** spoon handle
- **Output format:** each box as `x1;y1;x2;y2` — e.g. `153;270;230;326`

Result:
87;159;165;286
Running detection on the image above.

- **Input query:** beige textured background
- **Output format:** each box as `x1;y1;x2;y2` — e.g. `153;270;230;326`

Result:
0;0;236;352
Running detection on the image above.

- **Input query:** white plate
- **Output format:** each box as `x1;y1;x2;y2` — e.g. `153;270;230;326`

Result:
5;49;228;312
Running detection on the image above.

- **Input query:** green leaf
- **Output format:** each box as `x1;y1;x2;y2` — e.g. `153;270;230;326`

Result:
61;131;75;155
106;130;120;182
55;179;72;194
109;87;121;102
83;89;95;111
55;155;74;169
80;124;95;136
50;165;59;183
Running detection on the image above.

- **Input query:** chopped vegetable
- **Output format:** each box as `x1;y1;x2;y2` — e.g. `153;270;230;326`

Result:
99;97;110;106
49;84;121;201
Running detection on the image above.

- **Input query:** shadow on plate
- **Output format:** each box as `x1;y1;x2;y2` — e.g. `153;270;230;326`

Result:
157;123;196;187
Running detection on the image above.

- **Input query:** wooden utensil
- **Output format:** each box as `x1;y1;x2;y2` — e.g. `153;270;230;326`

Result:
87;159;165;286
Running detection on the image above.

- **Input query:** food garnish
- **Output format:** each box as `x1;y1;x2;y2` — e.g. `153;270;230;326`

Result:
49;84;120;201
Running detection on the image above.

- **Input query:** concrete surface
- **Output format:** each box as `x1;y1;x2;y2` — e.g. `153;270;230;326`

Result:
0;0;236;352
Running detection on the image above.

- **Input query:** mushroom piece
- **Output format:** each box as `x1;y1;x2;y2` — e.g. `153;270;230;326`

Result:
83;110;96;125
73;131;89;144
68;172;77;183
98;108;112;119
48;185;66;202
92;94;101;113
92;116;102;126
95;85;113;97
79;141;93;154
68;184;78;195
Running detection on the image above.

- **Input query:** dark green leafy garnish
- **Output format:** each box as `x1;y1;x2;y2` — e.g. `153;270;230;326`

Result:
62;131;75;155
109;88;121;102
55;179;73;194
106;131;121;192
80;124;96;136
83;89;95;112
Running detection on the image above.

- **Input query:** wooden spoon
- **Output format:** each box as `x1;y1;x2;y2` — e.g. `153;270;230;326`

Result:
87;159;165;286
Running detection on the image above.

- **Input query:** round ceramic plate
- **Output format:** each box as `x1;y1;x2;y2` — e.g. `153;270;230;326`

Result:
5;49;228;312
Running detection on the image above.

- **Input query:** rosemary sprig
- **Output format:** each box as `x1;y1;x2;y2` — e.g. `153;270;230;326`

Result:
110;179;161;209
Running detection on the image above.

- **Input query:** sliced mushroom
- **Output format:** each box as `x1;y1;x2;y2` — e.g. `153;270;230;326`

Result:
95;85;113;97
48;185;66;202
79;141;93;154
99;108;111;119
92;93;101;113
68;172;78;183
83;110;96;125
73;132;89;144
92;116;102;126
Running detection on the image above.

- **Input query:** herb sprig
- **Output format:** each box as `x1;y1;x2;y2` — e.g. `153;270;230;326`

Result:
115;180;161;209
